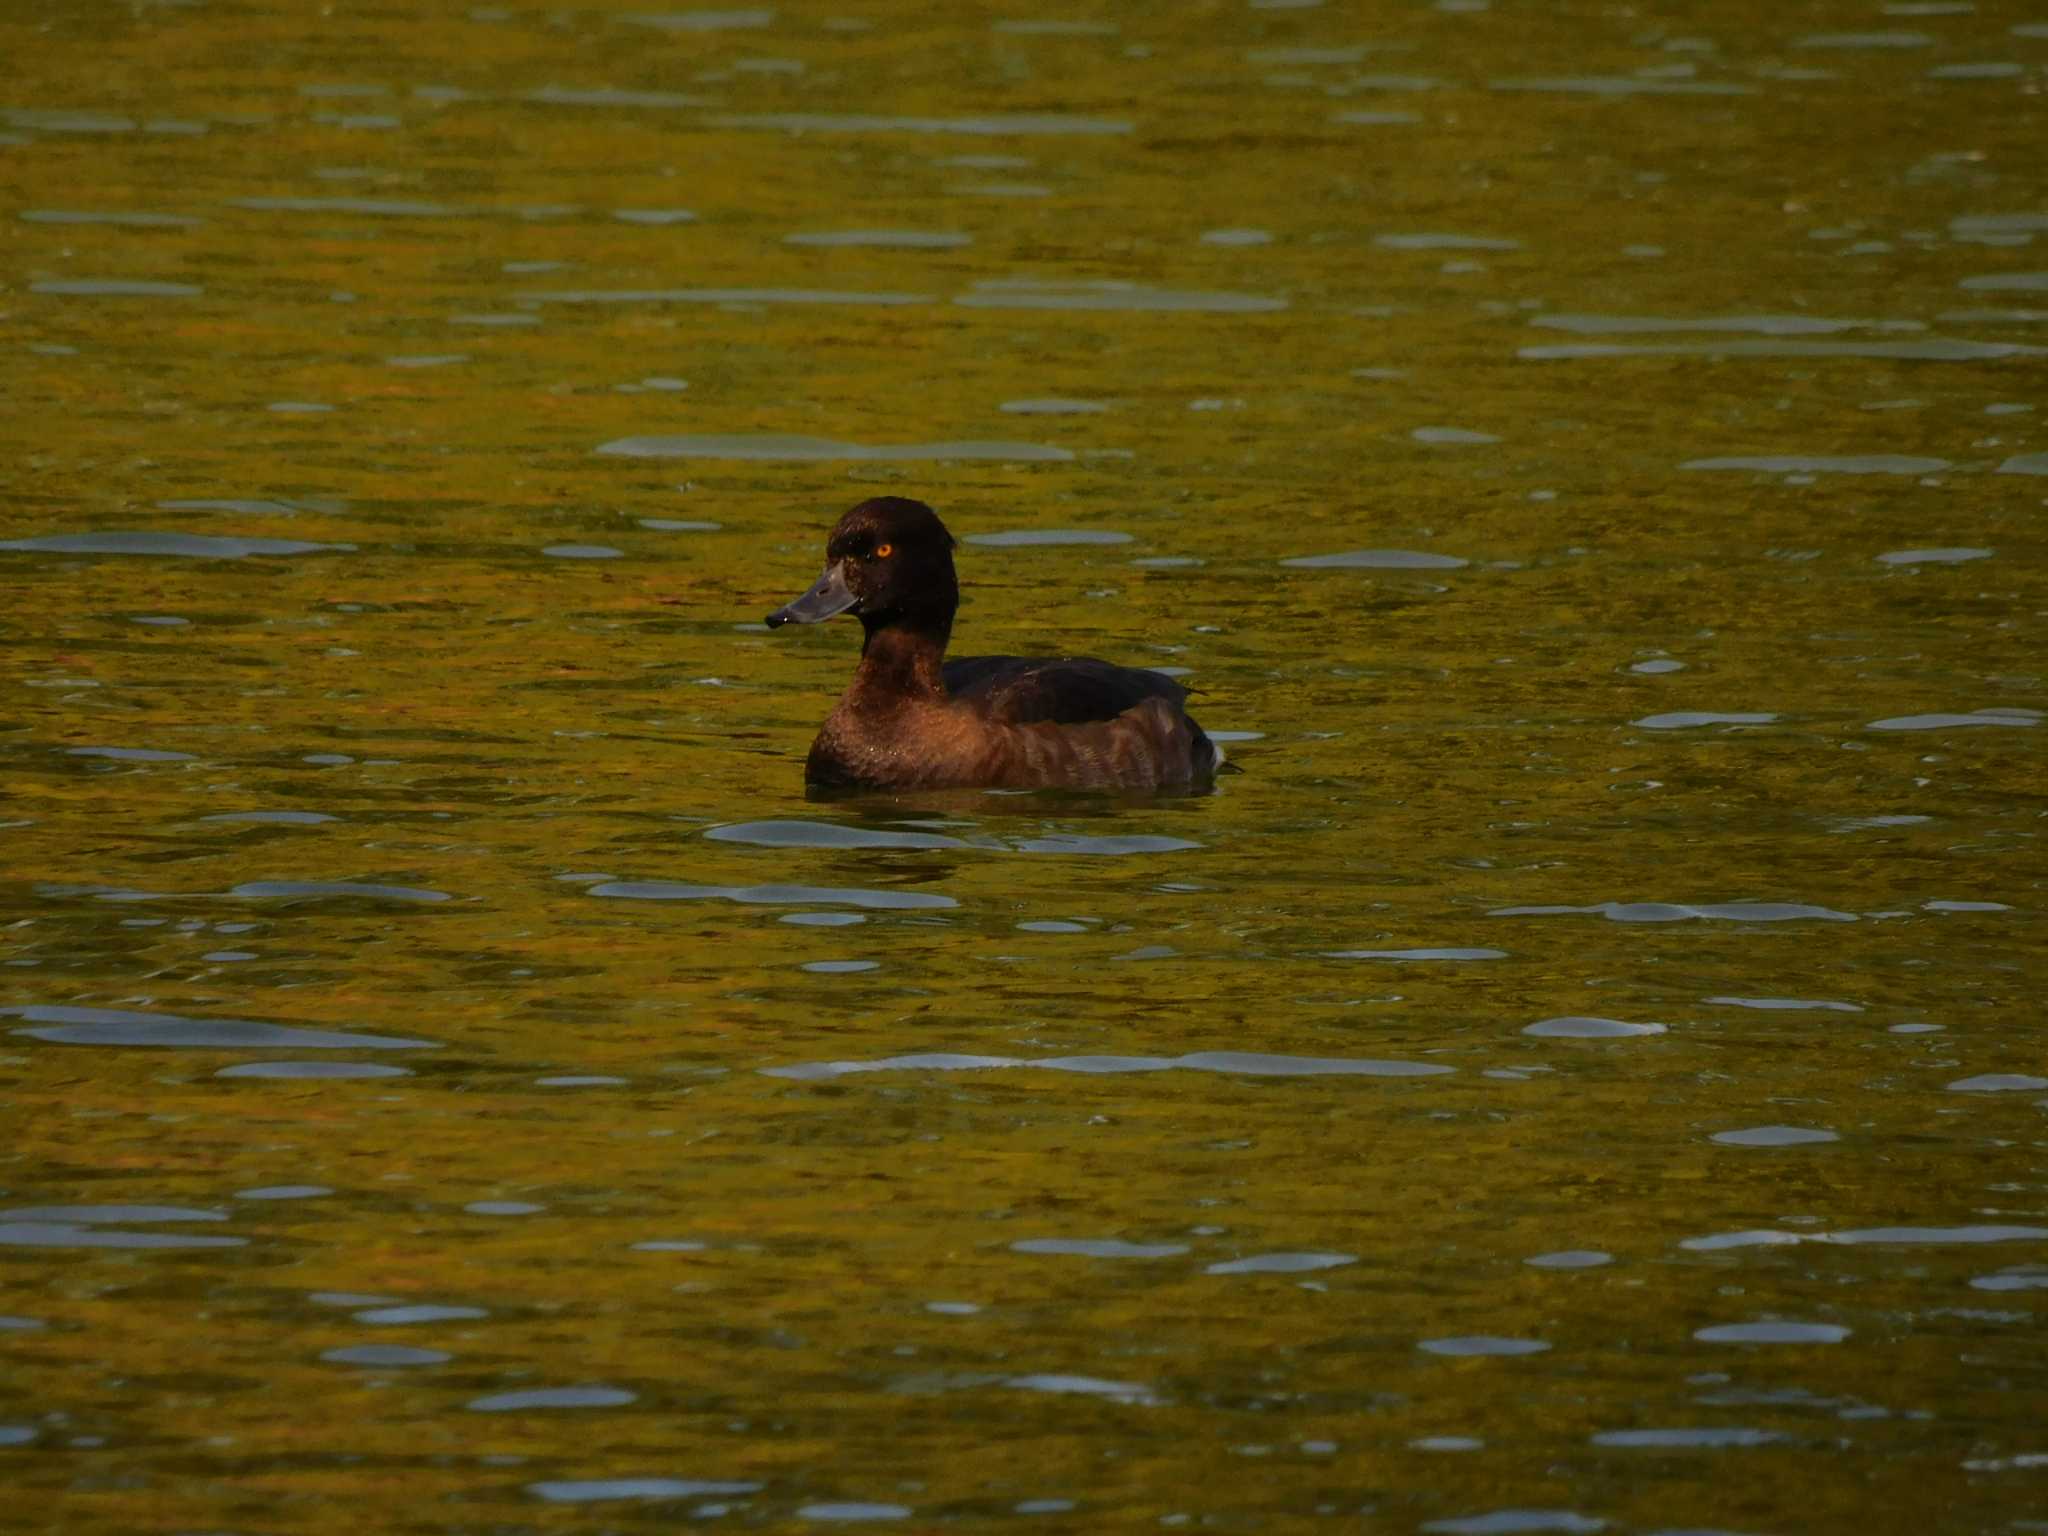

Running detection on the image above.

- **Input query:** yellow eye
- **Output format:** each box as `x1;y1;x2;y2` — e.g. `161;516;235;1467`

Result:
874;542;893;558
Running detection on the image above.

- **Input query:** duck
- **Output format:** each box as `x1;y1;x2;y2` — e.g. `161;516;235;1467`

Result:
765;497;1221;791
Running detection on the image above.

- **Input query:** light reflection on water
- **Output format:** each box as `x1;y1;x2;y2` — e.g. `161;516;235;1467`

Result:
3;0;2044;1531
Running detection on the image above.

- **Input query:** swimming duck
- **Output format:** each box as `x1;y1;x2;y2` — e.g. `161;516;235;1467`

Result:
766;497;1221;791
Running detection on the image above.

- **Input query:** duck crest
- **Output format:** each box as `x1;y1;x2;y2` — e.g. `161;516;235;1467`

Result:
768;497;1221;792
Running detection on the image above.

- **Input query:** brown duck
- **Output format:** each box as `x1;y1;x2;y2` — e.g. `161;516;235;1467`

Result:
766;497;1221;791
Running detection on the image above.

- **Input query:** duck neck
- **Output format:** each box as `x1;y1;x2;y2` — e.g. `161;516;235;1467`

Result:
852;618;950;703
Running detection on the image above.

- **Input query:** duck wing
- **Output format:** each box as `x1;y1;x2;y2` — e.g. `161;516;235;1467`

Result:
943;655;1192;727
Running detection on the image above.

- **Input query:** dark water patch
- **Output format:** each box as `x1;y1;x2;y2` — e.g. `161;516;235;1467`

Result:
1012;1238;1188;1258
21;208;201;226
1422;1513;1605;1535
1682;454;1952;474
1013;833;1198;855
956;279;1285;313
1533;312;1921;335
523;85;710;109
597;433;1067;461
593;881;955;910
1322;947;1507;960
1527;339;2034;361
1706;996;1862;1012
1876;547;1992;564
1631;712;1777;729
230;880;452;902
1377;233;1519;252
786;229;971;248
707;111;1131;135
66;745;197;762
1796;30;1930;46
1526;1250;1612;1269
322;1345;450;1367
1492;900;1857;923
1282;549;1468;569
1683;1224;2047;1251
797;1501;916;1521
469;1385;636;1411
1492;74;1755;94
1004;1374;1156;1405
0;532;353;559
1001;398;1107;414
528;1478;765;1503
1868;708;2039;731
30;279;203;297
707;820;967;851
1412;426;1501;444
0;1220;244;1250
991;18;1119;34
763;1050;1451;1081
537;289;930;308
1592;1427;1783;1447
217;1061;412;1079
1959;271;2048;292
1695;1321;1849;1344
5;1003;434;1051
228;195;462;217
1419;1336;1550;1356
0;1204;224;1224
201;810;340;824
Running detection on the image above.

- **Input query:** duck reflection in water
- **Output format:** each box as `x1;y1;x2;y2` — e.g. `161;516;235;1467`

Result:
767;497;1221;792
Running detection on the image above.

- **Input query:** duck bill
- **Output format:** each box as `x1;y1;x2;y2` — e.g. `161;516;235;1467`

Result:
766;561;859;627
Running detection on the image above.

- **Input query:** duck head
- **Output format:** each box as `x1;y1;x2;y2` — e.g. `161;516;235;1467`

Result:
767;496;960;648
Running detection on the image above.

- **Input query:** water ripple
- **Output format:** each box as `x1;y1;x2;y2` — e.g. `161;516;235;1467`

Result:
1682;1224;2048;1251
528;1478;764;1503
596;433;1069;462
707;112;1132;135
1681;454;1952;475
1282;549;1469;569
955;279;1286;313
1868;708;2039;731
762;1050;1451;1081
1526;339;2036;361
592;881;956;910
1012;1238;1188;1258
469;1385;637;1411
1491;900;1857;923
1206;1252;1355;1275
533;288;930;308
0;532;353;559
1632;711;1777;729
4;1003;435;1050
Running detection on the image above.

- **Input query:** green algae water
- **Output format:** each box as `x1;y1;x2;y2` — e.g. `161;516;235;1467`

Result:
2;2;2045;1532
